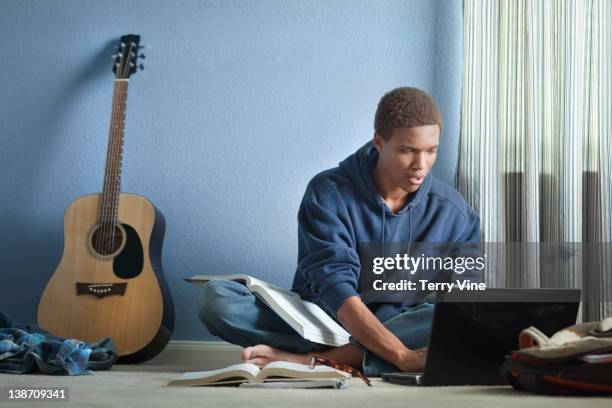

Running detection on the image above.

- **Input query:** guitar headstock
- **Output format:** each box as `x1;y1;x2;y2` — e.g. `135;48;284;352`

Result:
112;34;144;79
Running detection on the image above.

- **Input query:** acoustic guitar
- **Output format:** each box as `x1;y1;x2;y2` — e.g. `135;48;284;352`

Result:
37;34;174;363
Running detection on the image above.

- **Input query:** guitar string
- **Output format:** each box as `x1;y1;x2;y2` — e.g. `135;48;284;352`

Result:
97;48;124;285
104;77;120;281
109;81;125;261
97;61;117;284
108;43;134;265
96;61;116;284
104;50;127;283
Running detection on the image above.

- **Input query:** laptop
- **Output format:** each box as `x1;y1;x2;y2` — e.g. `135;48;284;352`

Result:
381;288;581;386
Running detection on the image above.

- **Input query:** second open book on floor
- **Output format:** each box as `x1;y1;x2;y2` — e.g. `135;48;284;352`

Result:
166;361;351;387
185;274;351;347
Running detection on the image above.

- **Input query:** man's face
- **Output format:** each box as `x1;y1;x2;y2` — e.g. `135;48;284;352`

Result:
373;125;440;193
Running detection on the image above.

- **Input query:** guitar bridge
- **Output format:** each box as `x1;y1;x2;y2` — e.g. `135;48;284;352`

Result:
76;282;127;298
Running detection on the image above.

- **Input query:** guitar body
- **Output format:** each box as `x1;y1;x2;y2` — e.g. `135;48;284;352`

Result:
37;193;174;363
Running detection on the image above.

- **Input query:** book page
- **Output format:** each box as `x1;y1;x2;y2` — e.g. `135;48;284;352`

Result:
246;277;300;297
184;274;252;287
263;361;339;373
168;363;260;386
256;361;349;382
251;284;350;344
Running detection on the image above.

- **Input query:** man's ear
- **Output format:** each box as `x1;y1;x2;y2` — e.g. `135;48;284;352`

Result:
372;133;385;152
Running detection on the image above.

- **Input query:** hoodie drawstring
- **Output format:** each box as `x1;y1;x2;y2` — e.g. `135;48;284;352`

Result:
408;204;412;242
380;203;386;244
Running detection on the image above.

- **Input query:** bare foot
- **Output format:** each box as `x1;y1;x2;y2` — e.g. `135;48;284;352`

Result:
241;344;312;368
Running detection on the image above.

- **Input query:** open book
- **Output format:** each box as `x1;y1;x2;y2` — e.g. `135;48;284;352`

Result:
185;274;351;346
166;361;351;387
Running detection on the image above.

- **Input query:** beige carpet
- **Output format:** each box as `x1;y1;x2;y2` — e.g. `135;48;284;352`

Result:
1;364;610;408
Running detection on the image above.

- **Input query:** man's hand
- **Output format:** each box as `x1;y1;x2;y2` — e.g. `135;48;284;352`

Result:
337;296;426;372
396;347;427;372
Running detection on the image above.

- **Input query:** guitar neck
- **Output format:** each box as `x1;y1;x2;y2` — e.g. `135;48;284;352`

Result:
100;79;129;225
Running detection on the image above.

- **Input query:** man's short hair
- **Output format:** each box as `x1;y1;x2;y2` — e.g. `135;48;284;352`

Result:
374;87;443;140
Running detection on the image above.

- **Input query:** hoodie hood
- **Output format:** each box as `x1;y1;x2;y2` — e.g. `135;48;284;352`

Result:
338;141;433;215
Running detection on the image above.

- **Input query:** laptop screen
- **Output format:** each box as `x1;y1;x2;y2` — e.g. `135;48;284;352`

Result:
422;288;580;386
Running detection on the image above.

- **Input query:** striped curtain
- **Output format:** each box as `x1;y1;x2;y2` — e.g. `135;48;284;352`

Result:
459;0;611;320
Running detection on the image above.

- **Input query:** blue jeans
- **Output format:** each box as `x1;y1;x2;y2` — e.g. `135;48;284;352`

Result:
198;280;433;377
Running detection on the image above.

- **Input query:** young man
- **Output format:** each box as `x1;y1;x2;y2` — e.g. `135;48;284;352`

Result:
198;87;480;377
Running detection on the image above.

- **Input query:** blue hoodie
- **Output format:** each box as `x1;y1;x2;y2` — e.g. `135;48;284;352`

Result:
291;141;480;317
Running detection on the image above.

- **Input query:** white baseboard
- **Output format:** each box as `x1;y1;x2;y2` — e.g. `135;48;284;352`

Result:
144;341;243;369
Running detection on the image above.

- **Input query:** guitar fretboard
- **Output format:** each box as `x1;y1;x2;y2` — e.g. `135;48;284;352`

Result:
99;79;129;227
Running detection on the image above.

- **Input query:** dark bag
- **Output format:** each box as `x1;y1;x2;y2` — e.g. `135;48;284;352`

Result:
501;353;612;395
501;317;612;395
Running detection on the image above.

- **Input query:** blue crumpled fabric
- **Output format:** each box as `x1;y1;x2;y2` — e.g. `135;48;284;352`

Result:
0;311;117;375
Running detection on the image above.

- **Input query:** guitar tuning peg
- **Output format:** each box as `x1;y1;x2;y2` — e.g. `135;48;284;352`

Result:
138;63;145;70
138;54;146;59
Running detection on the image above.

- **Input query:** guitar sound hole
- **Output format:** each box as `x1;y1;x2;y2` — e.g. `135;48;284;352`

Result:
91;224;125;256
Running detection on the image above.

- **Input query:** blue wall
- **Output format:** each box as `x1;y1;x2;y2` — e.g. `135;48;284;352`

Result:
0;0;462;340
